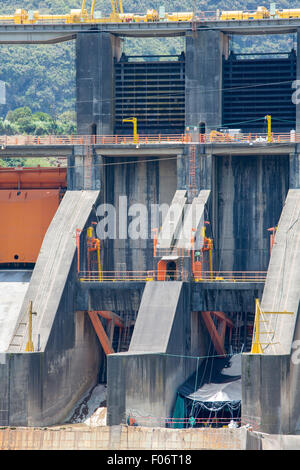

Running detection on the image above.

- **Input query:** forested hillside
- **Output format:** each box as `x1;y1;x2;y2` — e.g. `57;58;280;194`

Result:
0;0;297;118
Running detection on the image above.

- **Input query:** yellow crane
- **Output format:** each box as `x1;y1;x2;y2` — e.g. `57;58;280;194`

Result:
0;1;161;24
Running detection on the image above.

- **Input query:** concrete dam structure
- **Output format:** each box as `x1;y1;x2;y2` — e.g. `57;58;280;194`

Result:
0;15;300;438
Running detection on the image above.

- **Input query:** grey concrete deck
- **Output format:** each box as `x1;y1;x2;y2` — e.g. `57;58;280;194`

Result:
259;189;300;355
0;19;300;43
0;270;32;352
7;190;100;353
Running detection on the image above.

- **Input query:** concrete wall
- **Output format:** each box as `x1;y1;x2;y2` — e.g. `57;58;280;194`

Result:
296;28;300;133
185;31;228;132
192;283;264;312
78;283;145;313
212;154;289;271
107;282;195;426
0;309;100;426
242;354;291;434
101;155;177;272
0;191;104;426
242;190;300;435
76;32;121;135
0;425;247;450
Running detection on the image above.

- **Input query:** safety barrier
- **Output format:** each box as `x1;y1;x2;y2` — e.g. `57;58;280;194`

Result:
0;424;246;450
78;270;267;283
195;271;267;282
1;9;300;25
0;132;298;147
78;270;156;282
127;416;241;428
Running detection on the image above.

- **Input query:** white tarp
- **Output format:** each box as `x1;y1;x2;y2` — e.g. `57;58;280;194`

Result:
185;355;241;403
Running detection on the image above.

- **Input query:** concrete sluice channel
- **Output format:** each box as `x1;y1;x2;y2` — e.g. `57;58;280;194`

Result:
0;269;32;352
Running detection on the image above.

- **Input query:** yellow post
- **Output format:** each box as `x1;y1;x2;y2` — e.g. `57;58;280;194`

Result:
208;247;213;280
97;240;102;282
265;115;272;143
251;298;293;354
118;0;124;14
90;0;96;18
25;301;37;352
81;0;87;16
251;299;263;354
122;117;138;144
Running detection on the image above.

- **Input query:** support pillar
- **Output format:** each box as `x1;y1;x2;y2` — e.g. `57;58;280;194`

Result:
67;145;102;190
76;32;121;135
296;28;300;133
289;146;300;189
185;31;228;133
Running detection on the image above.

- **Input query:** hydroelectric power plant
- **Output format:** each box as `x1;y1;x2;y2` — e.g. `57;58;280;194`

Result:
1;2;300;450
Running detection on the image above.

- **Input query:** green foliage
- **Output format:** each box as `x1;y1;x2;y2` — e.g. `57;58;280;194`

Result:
0;105;75;167
0;106;76;136
0;156;56;167
0;0;296;119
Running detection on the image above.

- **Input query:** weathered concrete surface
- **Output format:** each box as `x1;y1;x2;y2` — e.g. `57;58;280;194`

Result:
77;282;145;313
129;282;188;353
8;190;100;353
259;189;300;355
242;354;290;434
77;279;264;314
101;155;177;272
175;190;210;251
107;282;194;426
213;154;289;271
185;31;228;131
76;32;121;135
246;429;300;449
156;190;187;250
0;190;104;427
0;425;247;450
242;190;300;435
192;282;264;312
0;270;31;351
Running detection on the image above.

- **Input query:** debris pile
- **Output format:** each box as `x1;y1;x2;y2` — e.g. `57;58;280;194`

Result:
65;384;107;427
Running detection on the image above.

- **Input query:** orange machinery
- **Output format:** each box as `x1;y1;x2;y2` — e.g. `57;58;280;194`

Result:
0;166;67;265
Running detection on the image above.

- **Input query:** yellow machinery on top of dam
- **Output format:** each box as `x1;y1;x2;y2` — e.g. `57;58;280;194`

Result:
2;2;300;25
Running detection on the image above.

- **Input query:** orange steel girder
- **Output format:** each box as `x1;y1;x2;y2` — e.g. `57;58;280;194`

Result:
201;311;234;357
87;310;124;356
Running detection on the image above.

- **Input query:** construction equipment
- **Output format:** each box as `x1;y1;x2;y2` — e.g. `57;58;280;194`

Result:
267;226;277;254
209;130;234;143
3;3;300;24
265;114;272;142
122;117;138;143
87;224;102;281
192;223;213;281
251;298;293;354
25;301;37;352
220;6;270;21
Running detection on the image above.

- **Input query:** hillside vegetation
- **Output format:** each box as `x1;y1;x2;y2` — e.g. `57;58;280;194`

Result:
0;1;297;117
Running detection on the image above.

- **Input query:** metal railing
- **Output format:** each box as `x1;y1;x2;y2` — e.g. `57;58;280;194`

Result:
0;132;298;147
194;271;267;282
0;9;300;26
79;270;156;282
78;269;267;283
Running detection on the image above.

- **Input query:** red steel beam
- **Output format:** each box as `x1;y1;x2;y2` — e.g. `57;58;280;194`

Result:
201;311;233;357
87;311;114;355
91;310;124;328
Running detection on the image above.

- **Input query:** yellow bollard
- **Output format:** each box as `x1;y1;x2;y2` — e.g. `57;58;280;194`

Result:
25;301;37;352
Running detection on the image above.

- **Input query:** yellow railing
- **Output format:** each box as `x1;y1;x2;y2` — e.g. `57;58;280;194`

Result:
194;271;267;282
0;132;298;147
78;270;267;283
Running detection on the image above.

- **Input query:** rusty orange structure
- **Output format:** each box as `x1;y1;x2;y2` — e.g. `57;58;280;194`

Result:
0;166;67;265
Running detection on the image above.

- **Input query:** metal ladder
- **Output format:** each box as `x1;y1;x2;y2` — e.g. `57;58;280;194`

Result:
188;144;197;201
84;137;93;190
